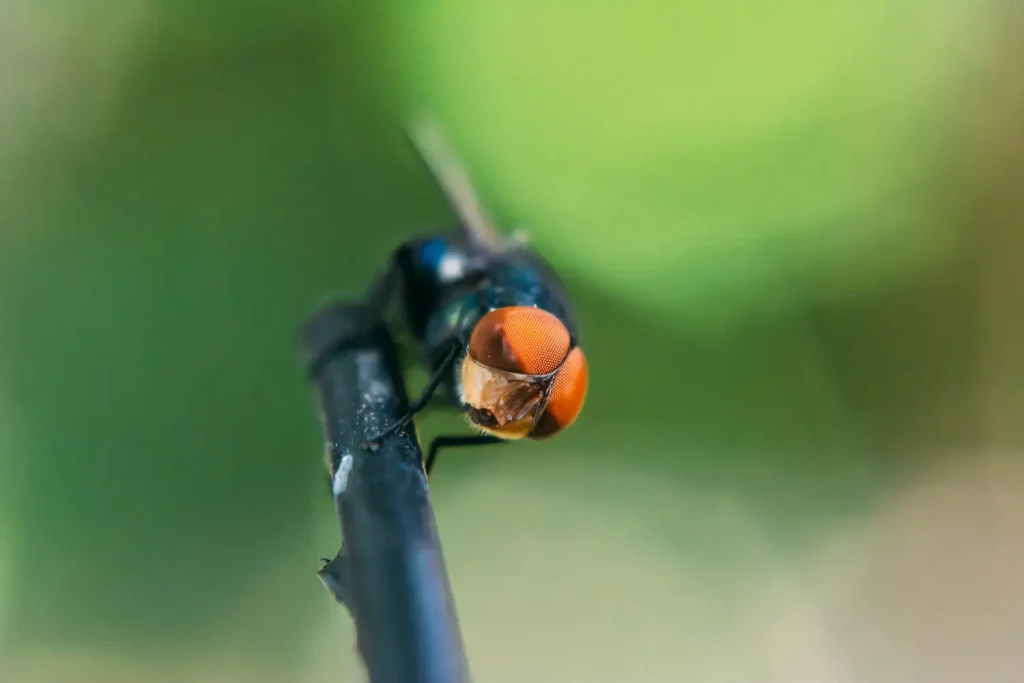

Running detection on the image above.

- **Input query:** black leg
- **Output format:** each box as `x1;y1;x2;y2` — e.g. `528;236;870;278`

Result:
425;434;505;475
366;341;459;443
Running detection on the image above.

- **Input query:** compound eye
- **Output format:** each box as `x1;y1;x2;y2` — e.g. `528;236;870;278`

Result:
530;347;588;439
467;306;571;375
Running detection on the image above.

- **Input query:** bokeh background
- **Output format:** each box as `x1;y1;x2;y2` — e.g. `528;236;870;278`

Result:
2;2;1022;682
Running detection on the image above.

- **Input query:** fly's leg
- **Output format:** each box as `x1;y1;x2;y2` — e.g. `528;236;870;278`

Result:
364;340;459;445
359;240;449;444
425;434;505;475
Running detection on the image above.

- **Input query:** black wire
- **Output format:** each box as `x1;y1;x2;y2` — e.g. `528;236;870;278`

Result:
300;301;472;683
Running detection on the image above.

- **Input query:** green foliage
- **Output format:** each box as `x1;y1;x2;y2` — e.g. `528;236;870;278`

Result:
395;0;977;331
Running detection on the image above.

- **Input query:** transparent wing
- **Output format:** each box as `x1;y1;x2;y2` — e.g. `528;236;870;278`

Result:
406;115;505;251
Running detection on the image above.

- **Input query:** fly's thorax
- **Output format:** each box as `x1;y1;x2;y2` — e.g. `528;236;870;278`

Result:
421;293;477;357
416;236;479;286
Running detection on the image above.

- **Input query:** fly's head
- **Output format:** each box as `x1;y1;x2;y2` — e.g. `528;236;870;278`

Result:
459;306;588;440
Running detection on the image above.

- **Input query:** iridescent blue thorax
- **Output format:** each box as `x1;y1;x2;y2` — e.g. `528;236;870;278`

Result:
393;233;577;403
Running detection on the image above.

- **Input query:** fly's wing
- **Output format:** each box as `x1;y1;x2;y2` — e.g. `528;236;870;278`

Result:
406;116;506;252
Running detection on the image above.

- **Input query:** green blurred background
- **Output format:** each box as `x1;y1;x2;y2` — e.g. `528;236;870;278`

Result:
2;3;1022;682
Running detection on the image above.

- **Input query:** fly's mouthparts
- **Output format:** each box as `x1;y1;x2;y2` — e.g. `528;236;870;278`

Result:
468;407;498;427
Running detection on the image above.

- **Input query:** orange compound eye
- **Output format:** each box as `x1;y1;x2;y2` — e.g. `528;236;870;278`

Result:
467;306;571;375
530;347;588;439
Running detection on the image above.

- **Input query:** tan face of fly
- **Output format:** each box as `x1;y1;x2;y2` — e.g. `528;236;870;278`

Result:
461;306;589;440
459;356;550;438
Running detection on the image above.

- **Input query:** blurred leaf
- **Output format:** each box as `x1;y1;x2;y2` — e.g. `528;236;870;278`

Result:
0;4;393;653
395;0;985;332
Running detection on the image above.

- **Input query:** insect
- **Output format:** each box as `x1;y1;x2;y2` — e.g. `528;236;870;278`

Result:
363;118;588;475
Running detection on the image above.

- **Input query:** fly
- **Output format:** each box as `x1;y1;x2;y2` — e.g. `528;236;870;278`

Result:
362;117;589;475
